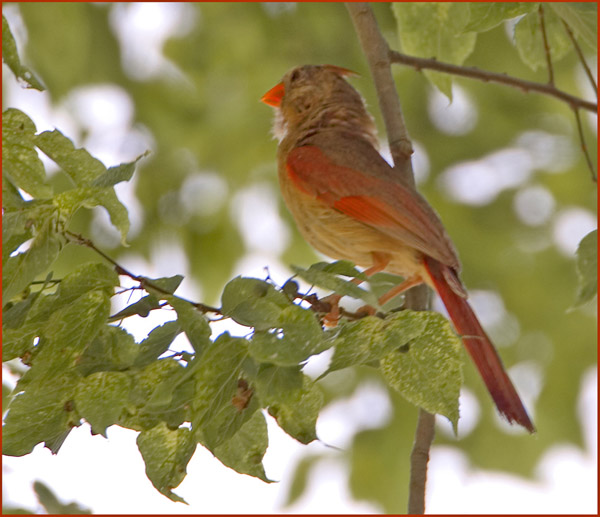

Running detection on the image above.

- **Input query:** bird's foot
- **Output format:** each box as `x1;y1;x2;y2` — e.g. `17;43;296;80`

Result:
320;293;343;327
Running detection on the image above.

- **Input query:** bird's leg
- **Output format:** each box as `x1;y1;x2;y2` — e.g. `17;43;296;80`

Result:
378;276;424;305
322;252;391;326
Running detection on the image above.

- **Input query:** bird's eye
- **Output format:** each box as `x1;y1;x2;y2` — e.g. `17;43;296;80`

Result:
290;69;300;82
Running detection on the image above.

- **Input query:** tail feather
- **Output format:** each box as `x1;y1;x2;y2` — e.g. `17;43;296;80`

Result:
424;256;535;433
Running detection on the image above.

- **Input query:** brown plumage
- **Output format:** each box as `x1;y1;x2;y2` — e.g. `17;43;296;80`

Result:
262;64;534;432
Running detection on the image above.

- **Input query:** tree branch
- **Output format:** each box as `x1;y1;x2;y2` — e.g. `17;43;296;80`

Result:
561;19;597;98
389;50;597;113
65;231;221;314
346;2;414;186
573;108;597;182
538;4;555;86
346;4;434;514
408;409;436;514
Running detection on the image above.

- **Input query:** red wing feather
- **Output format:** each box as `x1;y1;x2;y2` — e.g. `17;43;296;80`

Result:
286;145;458;268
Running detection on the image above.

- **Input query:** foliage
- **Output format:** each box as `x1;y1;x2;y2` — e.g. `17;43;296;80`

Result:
2;480;91;514
574;229;597;306
2;2;596;513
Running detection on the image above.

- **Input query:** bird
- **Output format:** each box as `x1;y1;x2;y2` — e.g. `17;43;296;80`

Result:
261;64;534;433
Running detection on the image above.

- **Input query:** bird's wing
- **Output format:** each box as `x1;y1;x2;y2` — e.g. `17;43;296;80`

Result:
286;143;460;269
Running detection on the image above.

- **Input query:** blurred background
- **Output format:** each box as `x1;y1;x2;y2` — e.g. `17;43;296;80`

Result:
2;2;597;513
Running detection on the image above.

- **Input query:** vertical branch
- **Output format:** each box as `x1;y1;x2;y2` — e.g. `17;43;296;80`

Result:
408;410;436;514
346;2;414;186
346;3;434;514
561;20;598;98
538;5;555;85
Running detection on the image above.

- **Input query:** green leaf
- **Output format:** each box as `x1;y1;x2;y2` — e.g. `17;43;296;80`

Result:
2;15;45;90
190;333;251;446
250;363;304;405
75;325;138;376
74;371;131;436
326;312;427;374
127;359;184;409
291;263;377;306
18;3;122;100
33;481;91;514
268;374;323;444
109;295;161;322
93;188;131;245
2;324;38;362
53;187;131;245
34;129;106;186
574;229;597;306
248;305;328;366
380;311;463;432
2;371;80;456
393;3;477;98
2;230;32;265
135;321;182;367
32;290;111;376
310;260;367;279
2;201;56;251
3;175;27;209
211;411;272;482
221;276;292;329
549;3;597;50
514;7;573;71
25;262;118;325
124;358;188;432
4;289;111;457
53;187;128;243
169;297;211;354
137;423;196;503
464;3;538;33
2;108;51;197
283;454;322;507
144;275;184;295
2;221;63;303
200;391;260;452
91;150;149;188
3;280;47;330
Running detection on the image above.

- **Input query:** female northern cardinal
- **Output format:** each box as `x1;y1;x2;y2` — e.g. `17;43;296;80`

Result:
262;64;534;433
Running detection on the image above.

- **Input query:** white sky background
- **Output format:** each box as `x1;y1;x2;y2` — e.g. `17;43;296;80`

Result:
2;3;598;514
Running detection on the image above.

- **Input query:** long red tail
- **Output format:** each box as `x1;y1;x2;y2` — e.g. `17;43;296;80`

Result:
424;256;535;432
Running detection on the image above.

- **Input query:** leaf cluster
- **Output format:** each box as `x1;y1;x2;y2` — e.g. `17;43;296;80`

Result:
394;3;596;97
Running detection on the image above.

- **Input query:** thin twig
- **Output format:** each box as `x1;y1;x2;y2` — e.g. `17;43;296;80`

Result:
561;20;598;98
389;50;597;113
573;108;597;182
538;5;554;85
65;231;222;314
346;4;435;514
408;410;436;514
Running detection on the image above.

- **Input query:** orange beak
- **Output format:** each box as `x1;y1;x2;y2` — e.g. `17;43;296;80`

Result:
261;82;285;107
